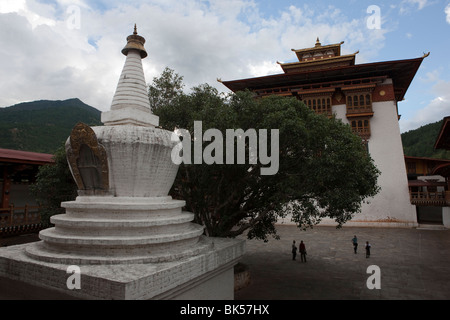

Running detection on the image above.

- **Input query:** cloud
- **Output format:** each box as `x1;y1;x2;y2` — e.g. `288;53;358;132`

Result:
0;0;57;28
445;3;450;24
247;60;281;77
399;0;429;14
0;0;388;112
0;0;26;14
400;79;450;132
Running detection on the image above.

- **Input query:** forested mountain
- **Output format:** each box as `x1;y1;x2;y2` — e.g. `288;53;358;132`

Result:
401;120;450;159
0;98;102;154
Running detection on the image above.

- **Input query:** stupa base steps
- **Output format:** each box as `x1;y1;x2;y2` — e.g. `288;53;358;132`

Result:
25;235;211;265
24;196;211;265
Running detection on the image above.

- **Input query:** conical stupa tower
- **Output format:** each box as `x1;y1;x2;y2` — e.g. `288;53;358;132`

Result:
24;26;208;264
102;24;159;127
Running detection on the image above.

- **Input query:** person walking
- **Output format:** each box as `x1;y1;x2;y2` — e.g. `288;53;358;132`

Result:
292;240;297;260
352;235;358;254
299;240;307;263
365;241;371;258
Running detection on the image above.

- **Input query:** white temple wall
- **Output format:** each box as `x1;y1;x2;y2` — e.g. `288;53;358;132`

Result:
354;100;416;226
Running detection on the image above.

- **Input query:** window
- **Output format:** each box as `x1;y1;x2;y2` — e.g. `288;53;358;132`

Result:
346;92;372;114
313;52;323;58
302;53;312;61
303;96;332;116
350;118;371;140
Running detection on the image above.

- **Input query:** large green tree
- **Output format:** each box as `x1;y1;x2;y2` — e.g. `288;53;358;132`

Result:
152;70;380;241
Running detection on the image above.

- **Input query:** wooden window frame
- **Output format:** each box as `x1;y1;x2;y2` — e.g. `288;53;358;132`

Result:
350;117;371;140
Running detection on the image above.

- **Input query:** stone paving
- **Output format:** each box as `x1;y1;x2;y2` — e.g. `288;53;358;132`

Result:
2;225;450;300
234;224;450;300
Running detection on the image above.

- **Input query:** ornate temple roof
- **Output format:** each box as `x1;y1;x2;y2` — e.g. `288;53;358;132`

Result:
278;38;357;73
221;39;429;102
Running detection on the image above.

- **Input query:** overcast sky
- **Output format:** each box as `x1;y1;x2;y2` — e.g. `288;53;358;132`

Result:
0;0;449;133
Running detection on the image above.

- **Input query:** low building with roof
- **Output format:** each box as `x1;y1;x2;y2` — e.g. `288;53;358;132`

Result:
0;148;54;235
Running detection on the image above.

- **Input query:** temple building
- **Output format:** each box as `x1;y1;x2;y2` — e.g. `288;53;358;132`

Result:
1;148;53;234
221;38;430;227
405;117;450;227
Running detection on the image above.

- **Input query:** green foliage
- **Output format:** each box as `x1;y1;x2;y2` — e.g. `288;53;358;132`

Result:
402;120;450;159
153;70;380;241
148;67;185;113
29;145;78;226
0;98;102;154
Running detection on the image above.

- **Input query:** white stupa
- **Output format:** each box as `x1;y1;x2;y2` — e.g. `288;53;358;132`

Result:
0;26;245;300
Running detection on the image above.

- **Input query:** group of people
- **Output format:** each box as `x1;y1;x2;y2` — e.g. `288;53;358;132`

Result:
291;235;372;261
291;240;307;262
352;235;371;258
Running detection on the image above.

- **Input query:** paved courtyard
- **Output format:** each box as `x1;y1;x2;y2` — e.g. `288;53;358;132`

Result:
234;224;450;300
1;224;450;300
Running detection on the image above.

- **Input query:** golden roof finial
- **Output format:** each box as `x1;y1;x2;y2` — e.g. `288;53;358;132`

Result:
315;37;321;47
121;24;147;58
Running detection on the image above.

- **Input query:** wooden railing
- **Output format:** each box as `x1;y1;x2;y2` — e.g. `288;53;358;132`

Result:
0;205;44;235
409;191;447;206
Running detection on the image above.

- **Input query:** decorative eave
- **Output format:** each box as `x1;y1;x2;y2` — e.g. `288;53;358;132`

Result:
0;148;54;165
434;116;450;150
405;155;450;163
341;83;376;92
293;87;335;96
291;40;345;59
432;162;450;177
408;179;447;187
278;52;357;73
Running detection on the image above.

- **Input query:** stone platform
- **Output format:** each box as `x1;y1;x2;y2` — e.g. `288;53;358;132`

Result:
0;236;245;300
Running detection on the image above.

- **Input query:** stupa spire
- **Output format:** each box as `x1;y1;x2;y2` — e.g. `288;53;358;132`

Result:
101;25;159;127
